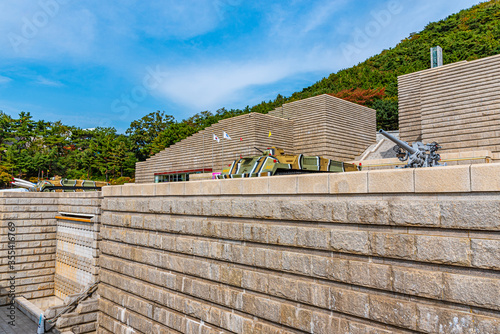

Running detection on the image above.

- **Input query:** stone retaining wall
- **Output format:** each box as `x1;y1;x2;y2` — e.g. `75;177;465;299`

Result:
98;164;500;333
0;193;60;305
45;295;99;334
0;192;101;306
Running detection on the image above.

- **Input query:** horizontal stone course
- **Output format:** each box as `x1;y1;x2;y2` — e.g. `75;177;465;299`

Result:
103;194;500;230
106;163;500;197
98;171;500;333
99;229;499;311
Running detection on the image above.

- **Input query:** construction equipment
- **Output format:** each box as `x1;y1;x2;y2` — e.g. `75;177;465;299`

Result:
217;147;360;179
379;129;445;168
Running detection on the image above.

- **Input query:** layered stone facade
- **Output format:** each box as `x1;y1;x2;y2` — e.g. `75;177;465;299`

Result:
398;54;500;155
136;94;376;184
98;164;500;333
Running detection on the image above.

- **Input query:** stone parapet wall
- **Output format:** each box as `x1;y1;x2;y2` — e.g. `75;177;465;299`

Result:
0;193;60;305
0;192;101;307
98;164;500;333
355;149;493;170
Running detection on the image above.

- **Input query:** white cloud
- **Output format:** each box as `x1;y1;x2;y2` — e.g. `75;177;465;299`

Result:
301;0;349;34
154;47;349;112
35;75;63;87
0;75;12;84
156;61;291;110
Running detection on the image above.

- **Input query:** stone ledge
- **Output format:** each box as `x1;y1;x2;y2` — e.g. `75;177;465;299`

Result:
103;163;500;196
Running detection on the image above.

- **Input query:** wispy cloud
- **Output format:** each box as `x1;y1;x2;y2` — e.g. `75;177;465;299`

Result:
0;75;12;84
301;0;349;34
35;76;63;87
154;47;348;113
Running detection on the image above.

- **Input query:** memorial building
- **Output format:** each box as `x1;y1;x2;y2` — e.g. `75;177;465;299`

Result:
135;94;377;183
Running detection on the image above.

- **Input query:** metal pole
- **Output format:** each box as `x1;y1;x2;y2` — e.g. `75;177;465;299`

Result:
221;135;224;171
211;136;213;172
202;133;204;172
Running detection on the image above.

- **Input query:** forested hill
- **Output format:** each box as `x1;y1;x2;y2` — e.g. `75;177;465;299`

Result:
0;1;499;184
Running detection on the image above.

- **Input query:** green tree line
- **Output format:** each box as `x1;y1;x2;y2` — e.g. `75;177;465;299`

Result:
0;111;136;186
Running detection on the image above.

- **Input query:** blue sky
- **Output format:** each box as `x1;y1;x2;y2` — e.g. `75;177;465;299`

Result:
0;0;482;132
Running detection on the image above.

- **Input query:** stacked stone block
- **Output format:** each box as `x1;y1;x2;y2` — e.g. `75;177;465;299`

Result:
98;164;500;333
0;193;60;305
398;54;500;154
269;94;376;161
45;296;99;334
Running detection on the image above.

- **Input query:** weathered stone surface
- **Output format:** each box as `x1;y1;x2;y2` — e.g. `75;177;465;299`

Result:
369;295;416;330
330;230;369;254
368;168;415;193
297;173;329;194
349;262;392;291
312;312;339;334
269;175;297;194
414;165;470;193
388;200;440;226
392;267;442;299
439;200;500;230
169;182;185;195
282;251;310;275
329;171;368;194
415;235;471;266
443;273;500;309
240;177;269;195
471;163;500;191
371;233;415;259
471;239;500;269
296;227;329;249
268;225;296;246
154;182;170;196
330;288;369;318
279;201;311;221
220;178;242;195
346;200;389;225
414;304;500;334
